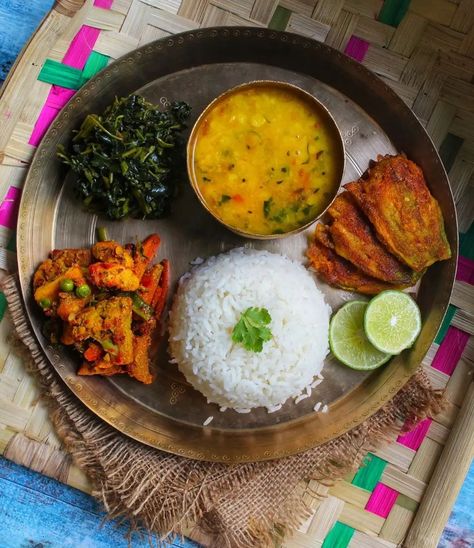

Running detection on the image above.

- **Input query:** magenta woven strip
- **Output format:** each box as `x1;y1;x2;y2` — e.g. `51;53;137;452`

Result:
29;86;75;146
431;326;470;375
456;256;474;284
397;417;432;450
344;36;370;62
0;186;22;229
28;0;113;146
94;0;114;7
62;26;100;70
45;85;76;109
365;483;399;517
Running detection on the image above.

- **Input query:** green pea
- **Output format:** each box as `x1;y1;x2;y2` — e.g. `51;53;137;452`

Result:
76;284;91;298
60;278;74;292
39;298;52;309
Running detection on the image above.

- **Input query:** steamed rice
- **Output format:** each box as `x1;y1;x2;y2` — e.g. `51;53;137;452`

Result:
168;248;330;410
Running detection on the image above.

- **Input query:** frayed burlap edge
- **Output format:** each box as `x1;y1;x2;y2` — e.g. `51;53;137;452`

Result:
3;274;446;548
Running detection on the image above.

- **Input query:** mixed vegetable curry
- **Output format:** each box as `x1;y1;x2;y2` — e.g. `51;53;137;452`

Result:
33;234;168;384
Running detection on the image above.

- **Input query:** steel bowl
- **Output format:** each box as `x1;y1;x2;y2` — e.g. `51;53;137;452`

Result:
186;80;345;239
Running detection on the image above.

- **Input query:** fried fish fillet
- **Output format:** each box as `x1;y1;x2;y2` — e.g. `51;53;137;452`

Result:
346;155;451;272
324;192;417;284
307;228;407;295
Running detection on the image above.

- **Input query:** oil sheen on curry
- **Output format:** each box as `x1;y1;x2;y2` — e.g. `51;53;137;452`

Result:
191;85;342;235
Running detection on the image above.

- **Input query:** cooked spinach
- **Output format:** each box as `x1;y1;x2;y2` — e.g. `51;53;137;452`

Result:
57;95;191;220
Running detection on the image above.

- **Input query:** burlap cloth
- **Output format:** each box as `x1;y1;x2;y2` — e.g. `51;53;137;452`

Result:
2;274;444;547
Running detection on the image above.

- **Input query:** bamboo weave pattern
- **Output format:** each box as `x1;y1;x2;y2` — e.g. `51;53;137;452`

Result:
0;1;473;546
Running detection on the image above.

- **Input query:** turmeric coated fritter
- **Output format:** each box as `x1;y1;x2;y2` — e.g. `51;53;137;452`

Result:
307;154;450;294
307;237;403;295
324;192;417;284
346;155;451;272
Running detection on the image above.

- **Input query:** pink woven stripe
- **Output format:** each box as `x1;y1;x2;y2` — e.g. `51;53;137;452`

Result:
29;86;75;146
62;26;100;69
94;0;114;7
397;418;432;450
0;186;22;229
456;256;474;284
344;36;370;62
28;0;113;146
365;483;398;518
59;0;114;69
431;326;470;376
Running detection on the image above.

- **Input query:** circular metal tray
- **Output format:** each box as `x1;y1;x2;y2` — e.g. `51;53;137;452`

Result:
17;28;457;462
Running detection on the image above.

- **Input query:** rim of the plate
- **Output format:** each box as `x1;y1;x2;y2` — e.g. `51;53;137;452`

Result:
17;27;458;462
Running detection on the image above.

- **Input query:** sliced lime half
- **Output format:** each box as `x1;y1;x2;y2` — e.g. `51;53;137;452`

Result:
329;301;391;370
364;290;421;355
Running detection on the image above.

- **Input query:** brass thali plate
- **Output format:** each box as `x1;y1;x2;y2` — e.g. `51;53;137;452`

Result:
17;28;457;463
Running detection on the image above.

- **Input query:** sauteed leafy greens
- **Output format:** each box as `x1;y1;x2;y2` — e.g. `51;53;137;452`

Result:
57;95;191;220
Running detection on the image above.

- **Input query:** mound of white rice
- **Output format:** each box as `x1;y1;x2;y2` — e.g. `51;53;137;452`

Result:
168;248;330;410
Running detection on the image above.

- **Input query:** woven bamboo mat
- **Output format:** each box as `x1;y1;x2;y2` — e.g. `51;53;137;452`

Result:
0;1;473;546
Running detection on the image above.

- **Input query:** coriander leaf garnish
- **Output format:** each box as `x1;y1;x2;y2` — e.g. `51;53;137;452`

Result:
232;307;272;353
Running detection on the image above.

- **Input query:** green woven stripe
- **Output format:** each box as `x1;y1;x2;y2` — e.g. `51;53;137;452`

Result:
80;51;109;85
439;133;464;173
6;234;16;253
378;0;411;26
396;493;419;512
460;222;474;260
435;304;456;344
38;59;82;89
268;6;291;30
351;453;387;491
0;292;7;321
322;521;355;548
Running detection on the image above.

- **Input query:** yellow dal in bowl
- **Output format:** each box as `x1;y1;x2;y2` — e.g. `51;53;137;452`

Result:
191;84;342;236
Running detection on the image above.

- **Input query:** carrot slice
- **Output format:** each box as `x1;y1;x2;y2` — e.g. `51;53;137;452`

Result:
153;259;170;320
139;264;163;305
84;342;103;362
134;234;161;282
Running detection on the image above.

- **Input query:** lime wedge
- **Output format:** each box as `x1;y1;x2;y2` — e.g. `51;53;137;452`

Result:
329;301;391;370
364;290;421;354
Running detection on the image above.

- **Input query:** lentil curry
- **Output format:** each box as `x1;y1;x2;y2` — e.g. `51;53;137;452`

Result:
191;84;342;235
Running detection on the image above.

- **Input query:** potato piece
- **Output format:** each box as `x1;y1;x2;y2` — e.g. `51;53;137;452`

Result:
34;266;86;307
57;293;89;322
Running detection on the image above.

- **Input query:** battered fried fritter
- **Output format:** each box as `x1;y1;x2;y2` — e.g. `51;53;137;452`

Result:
324;192;417;284
307;230;406;295
346;155;451;272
